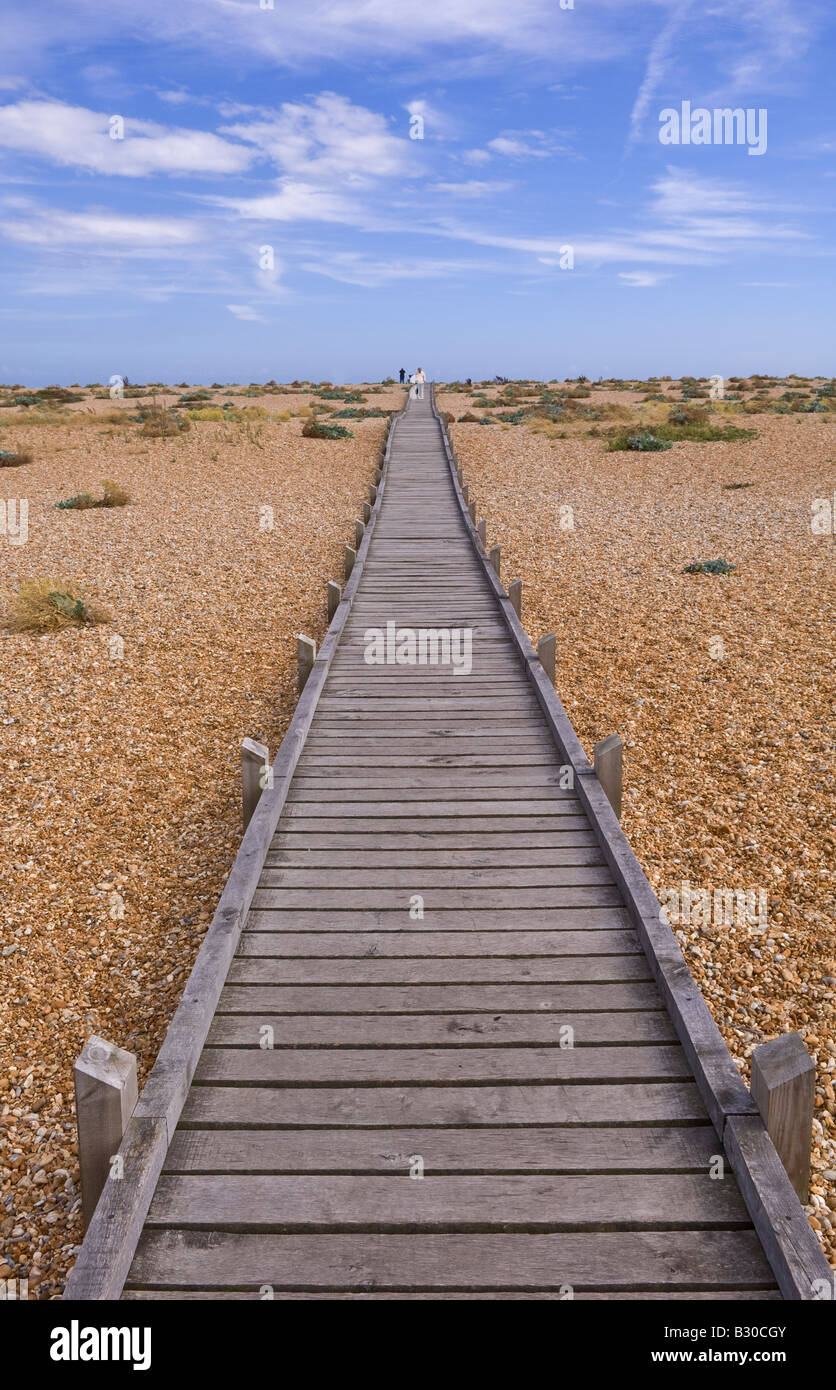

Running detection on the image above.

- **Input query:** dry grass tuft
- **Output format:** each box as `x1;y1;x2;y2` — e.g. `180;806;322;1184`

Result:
6;578;109;632
101;478;131;507
140;404;189;437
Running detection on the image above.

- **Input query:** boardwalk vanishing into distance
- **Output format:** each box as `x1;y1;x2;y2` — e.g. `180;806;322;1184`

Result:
66;388;831;1300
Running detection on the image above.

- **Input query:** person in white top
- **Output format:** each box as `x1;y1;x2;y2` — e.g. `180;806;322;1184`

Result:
414;367;426;400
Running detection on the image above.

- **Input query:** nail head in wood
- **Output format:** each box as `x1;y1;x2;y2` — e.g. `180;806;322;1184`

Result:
73;1035;138;1229
751;1032;815;1202
296;634;316;696
344;545;356;580
327;580;340;622
538;632;556;685
593;732;623;820
509;578;522;617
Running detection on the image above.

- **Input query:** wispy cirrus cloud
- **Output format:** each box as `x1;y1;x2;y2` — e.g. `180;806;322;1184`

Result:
226;303;262;321
619;269;669;287
0;204;201;249
428;180;512;198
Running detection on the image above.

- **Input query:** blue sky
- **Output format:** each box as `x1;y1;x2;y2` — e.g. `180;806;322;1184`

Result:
0;0;834;384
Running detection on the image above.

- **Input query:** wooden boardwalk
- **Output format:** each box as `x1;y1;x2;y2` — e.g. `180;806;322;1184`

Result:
66;387;831;1300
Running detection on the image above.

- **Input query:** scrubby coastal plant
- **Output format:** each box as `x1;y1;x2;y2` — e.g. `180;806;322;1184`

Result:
0;447;32;467
55;479;131;510
682;558;735;575
6;579;108;632
301;420;353;440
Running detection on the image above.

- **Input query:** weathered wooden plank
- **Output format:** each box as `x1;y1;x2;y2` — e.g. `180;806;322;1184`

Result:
268;828;594;850
263;845;602;867
124;1288;781;1299
180;1081;708;1127
723;1114;833;1300
164;1122;714;1173
62;1117;169;1300
217;980;663;1013
146;1172;749;1229
287;784;575;800
195;1044;689;1086
206;1010;675;1048
265;820;600;838
225;956;650;986
236;929;640;956
258;865;608;887
245;907;632;931
250;886;624;910
127;1229;774;1289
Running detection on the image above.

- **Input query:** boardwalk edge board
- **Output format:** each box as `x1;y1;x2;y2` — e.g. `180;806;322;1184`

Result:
429;385;831;1300
62;403;407;1301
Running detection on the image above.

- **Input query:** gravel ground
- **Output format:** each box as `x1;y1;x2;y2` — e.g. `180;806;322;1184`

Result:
0;385;401;1296
441;383;836;1270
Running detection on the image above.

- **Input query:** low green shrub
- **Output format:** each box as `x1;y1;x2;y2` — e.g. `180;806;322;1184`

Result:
301;420;353;440
683;558;735;575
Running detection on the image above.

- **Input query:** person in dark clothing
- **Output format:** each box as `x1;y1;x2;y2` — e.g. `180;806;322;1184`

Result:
399;367;406;383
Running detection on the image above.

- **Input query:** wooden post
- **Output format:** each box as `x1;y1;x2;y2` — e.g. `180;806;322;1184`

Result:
594;733;623;820
344;545;356;580
751;1033;815;1202
509;579;522;617
241;737;270;829
297;634;316;695
462;484;469;504
73;1035;138;1229
373;468;382;486
327;580;340;622
538;633;556;685
489;545;501;577
457;466;463;485
355;518;365;549
477;519;487;547
469;500;476;524
369;484;377;505
362;501;371;524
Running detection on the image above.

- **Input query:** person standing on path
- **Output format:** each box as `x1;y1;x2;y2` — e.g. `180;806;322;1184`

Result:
399;367;406;383
414;366;426;400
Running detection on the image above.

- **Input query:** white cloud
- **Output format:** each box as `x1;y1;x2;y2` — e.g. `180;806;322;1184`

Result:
462;148;492;165
429;180;511;198
0;206;200;247
220;93;407;184
627;0;693;148
487;135;551;159
650;167;778;219
300;251;490;288
0;100;254;176
226;303;261;321
619;270;668;287
213;180;362;226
